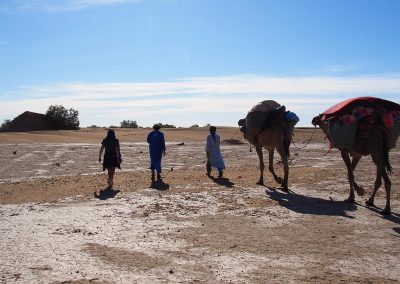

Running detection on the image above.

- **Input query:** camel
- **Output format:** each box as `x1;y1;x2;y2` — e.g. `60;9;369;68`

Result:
312;99;398;215
239;107;294;190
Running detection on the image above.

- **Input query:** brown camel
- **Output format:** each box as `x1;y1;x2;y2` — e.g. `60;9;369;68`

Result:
239;110;293;190
312;113;394;215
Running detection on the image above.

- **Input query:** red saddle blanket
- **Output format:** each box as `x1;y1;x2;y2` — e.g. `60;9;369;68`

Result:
321;97;400;121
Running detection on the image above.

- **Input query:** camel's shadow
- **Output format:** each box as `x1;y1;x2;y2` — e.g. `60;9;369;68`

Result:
265;187;357;218
94;187;120;200
209;176;234;188
150;179;170;191
358;203;400;224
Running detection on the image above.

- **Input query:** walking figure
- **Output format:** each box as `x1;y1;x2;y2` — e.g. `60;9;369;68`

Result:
206;126;225;178
147;124;166;181
99;129;121;188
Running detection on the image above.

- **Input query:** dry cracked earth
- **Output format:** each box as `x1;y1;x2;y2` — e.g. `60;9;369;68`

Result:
0;128;399;283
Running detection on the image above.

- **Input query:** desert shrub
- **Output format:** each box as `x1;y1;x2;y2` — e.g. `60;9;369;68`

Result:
87;125;99;128
46;105;80;130
223;139;245;145
0;119;12;130
155;123;176;129
120;120;139;128
190;124;199;128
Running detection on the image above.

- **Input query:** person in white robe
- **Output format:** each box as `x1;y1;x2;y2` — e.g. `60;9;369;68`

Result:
205;126;225;178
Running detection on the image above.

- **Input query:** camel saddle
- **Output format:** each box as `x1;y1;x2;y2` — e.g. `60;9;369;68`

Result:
238;100;299;144
319;97;400;149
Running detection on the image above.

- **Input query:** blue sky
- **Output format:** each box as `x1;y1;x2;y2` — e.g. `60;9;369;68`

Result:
1;0;399;127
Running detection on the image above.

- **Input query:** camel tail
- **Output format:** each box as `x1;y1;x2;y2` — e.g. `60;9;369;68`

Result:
383;147;393;175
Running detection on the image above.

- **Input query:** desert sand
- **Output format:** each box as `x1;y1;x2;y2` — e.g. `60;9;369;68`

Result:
0;127;399;283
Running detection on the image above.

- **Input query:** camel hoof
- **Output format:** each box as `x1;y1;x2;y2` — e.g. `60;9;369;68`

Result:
281;187;289;193
256;181;264;186
365;199;374;207
380;209;391;216
275;177;284;184
345;198;355;204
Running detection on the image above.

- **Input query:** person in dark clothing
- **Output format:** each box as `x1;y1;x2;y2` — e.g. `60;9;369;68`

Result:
147;124;166;181
99;129;121;188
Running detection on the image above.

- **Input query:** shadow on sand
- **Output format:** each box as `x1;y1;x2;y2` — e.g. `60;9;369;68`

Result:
358;203;400;224
150;179;170;191
94;187;120;200
265;186;357;218
209;176;234;188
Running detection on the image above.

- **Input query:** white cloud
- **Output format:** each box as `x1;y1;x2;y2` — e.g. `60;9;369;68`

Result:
17;74;400;99
324;64;358;73
1;74;400;127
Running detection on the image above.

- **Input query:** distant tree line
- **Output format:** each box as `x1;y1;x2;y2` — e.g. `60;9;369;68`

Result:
46;105;80;130
1;105;212;131
0;105;80;131
120;120;139;128
154;122;176;128
0;119;12;129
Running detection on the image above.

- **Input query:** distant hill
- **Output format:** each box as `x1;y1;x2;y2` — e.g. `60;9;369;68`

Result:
0;111;57;132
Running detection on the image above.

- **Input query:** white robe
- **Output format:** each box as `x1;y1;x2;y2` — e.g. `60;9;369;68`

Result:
206;134;225;169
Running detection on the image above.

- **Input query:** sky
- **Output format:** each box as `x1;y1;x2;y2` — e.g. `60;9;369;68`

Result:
1;0;400;128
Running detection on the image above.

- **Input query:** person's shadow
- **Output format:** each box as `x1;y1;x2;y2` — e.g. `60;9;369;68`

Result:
265;186;357;218
150;178;170;191
209;176;234;188
94;187;120;200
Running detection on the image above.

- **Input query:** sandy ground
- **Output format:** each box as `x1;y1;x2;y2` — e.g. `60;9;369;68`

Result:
0;127;399;283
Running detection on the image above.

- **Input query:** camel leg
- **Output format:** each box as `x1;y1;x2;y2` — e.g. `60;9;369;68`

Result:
277;146;289;191
381;170;391;215
268;150;283;185
340;150;355;203
351;156;365;196
255;146;264;185
366;167;381;207
369;153;392;215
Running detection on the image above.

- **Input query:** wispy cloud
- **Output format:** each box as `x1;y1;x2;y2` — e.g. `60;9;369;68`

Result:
0;0;141;13
323;64;358;73
1;74;400;127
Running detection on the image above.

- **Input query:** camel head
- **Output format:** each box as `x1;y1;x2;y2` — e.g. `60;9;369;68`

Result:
311;114;330;136
238;118;246;127
311;115;322;127
237;118;251;142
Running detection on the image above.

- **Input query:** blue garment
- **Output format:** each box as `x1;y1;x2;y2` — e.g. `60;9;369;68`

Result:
286;111;299;124
147;130;166;173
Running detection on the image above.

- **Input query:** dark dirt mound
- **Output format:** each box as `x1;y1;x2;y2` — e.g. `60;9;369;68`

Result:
1;111;57;132
222;139;245;145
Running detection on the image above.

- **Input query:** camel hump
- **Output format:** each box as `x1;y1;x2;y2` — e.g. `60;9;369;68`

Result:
250;100;281;113
245;104;287;139
246;100;282;135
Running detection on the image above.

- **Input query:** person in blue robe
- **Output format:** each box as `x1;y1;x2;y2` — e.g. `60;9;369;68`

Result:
147;124;166;180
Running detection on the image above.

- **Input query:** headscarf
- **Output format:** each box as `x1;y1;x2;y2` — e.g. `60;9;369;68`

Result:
210;126;217;142
106;129;116;140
